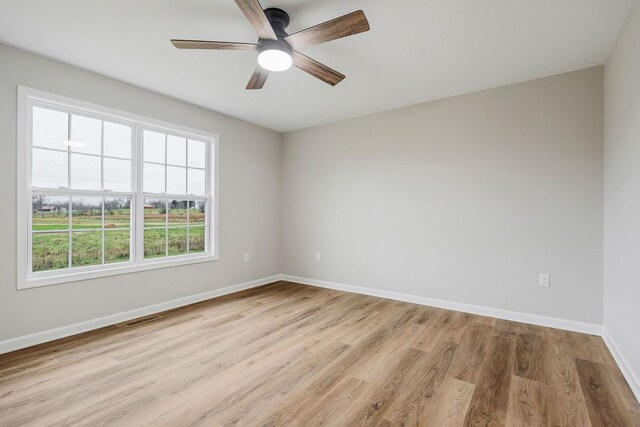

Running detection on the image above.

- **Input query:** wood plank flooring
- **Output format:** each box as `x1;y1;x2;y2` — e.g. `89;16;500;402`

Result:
0;281;638;426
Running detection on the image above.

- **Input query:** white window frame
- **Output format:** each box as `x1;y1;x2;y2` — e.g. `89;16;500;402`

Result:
17;86;219;290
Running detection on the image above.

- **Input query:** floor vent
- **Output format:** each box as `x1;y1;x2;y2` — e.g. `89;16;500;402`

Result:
121;315;162;328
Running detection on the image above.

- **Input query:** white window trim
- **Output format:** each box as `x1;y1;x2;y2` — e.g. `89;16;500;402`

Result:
17;86;220;290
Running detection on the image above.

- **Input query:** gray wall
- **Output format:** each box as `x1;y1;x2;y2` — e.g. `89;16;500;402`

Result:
0;42;611;345
0;43;282;341
604;1;640;389
282;67;604;324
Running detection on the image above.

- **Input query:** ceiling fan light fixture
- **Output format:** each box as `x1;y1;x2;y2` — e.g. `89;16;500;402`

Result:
257;41;292;72
258;49;292;71
171;2;370;89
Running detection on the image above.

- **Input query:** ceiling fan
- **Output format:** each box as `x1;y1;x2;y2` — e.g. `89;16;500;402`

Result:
171;0;370;89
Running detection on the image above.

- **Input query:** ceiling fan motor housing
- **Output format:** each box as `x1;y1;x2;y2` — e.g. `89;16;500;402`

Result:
263;8;290;38
257;8;293;58
258;38;292;56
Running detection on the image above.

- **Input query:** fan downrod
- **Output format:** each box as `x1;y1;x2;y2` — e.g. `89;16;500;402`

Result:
263;8;290;38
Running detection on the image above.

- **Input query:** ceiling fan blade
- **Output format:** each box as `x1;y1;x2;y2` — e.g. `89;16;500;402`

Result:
292;52;345;86
171;40;258;50
246;65;269;90
284;10;370;50
233;0;278;40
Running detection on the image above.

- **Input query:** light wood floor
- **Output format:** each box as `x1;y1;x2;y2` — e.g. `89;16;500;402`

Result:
1;281;638;426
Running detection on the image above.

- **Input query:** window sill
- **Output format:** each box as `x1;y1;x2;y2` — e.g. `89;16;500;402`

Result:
19;254;219;290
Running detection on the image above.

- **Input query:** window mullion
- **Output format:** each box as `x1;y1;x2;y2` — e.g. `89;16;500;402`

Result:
101;197;105;265
26;101;33;275
187;199;190;254
100;120;105;191
101;121;106;265
31;187;133;198
186;139;189;199
164;134;168;194
134;125;145;262
67;113;72;190
164;134;168;258
68;196;72;269
67;114;72;269
205;141;210;254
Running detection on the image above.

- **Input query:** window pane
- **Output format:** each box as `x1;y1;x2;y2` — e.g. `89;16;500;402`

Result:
104;158;131;192
168;228;188;256
144;130;165;163
105;197;130;229
189;200;206;225
72;231;102;267
144;228;166;258
32;107;68;151
70;153;101;190
143;163;165;193
32;195;69;231
105;229;130;264
72;197;102;230
104;122;131;159
167;166;186;195
144;199;166;227
188;168;205;196
28;99;213;281
189;226;205;253
167;135;186;166
33;148;68;188
32;232;69;272
188;139;206;168
169;200;188;225
70;115;101;155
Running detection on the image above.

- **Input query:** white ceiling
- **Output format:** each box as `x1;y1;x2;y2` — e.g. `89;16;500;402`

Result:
0;0;635;132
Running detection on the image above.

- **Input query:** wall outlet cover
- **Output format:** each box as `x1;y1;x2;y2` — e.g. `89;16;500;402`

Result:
539;273;550;287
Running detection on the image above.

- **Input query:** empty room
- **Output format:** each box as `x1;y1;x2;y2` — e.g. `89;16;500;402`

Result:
1;0;639;425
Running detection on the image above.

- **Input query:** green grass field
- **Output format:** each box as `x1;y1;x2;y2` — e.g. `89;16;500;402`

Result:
32;209;206;272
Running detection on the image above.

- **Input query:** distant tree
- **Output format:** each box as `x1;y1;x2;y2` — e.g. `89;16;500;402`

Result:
119;198;131;209
105;198;129;211
104;199;118;211
32;195;47;212
169;200;191;210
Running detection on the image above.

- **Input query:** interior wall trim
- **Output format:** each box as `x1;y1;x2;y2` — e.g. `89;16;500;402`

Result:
602;329;640;403
0;275;282;355
284;273;638;403
5;272;637;406
282;275;640;402
279;274;604;335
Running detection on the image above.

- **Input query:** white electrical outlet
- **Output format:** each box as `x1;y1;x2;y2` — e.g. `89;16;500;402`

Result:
539;273;550;287
244;253;250;263
315;252;321;261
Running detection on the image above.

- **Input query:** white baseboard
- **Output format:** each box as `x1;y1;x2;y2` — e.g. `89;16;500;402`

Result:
3;272;638;405
0;275;282;355
4;271;637;406
282;275;640;403
602;330;640;403
280;274;604;336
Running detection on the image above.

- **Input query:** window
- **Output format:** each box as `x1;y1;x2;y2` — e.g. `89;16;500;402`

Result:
17;87;218;289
